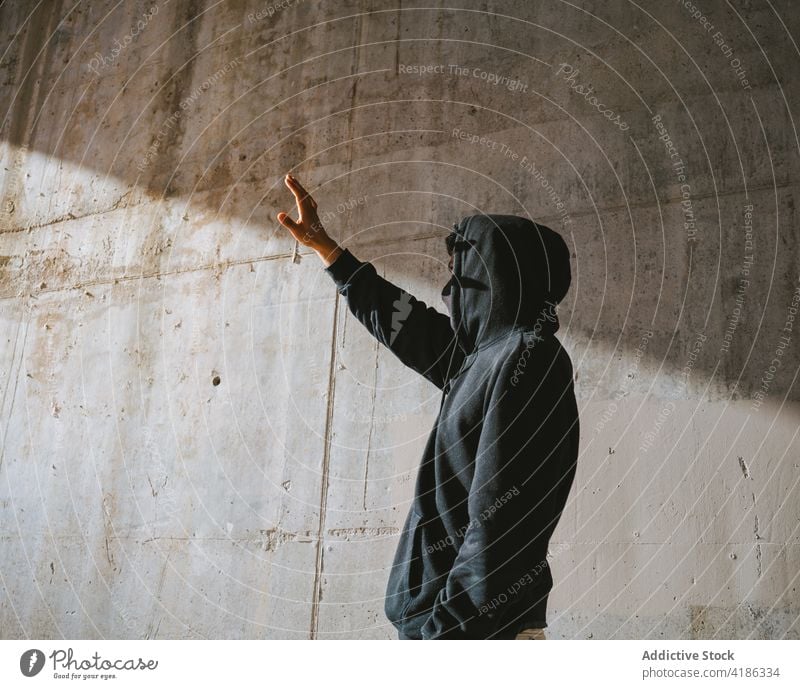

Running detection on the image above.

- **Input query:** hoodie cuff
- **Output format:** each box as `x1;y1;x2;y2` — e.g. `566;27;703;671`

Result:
323;247;362;289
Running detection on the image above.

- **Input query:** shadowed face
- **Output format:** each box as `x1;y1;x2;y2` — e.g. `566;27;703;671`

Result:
442;250;455;315
441;229;458;318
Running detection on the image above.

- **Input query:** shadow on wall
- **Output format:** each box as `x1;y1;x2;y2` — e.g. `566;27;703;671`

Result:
0;0;798;408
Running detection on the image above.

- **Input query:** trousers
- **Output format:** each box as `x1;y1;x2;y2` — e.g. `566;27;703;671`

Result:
397;627;547;640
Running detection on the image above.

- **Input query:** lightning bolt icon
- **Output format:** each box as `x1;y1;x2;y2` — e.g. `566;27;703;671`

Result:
390;292;412;345
28;651;38;672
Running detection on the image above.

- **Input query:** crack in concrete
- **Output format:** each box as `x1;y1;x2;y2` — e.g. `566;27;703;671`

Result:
309;291;340;639
738;456;750;479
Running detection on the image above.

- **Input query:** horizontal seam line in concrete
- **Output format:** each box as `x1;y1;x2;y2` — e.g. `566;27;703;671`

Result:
0;178;796;303
0;535;789;545
0;227;448;301
0;250;293;302
0;175;796;237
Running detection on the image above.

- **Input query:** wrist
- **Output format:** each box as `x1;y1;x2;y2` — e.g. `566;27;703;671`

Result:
314;239;343;267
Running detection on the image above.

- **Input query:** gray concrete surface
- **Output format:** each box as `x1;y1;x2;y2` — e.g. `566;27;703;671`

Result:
1;0;798;639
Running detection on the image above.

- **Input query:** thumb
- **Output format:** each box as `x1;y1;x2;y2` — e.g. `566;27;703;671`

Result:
277;211;300;234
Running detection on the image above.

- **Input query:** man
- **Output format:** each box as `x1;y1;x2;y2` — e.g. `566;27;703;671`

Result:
277;173;579;640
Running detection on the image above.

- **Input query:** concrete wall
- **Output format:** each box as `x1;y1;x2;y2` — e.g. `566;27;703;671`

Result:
1;0;798;639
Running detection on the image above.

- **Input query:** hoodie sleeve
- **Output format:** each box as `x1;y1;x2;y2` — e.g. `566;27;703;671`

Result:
324;247;465;390
419;344;573;639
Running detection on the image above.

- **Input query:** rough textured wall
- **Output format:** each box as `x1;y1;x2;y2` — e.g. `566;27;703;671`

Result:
1;0;798;639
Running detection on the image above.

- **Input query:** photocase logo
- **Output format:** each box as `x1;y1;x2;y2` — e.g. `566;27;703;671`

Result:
20;649;45;677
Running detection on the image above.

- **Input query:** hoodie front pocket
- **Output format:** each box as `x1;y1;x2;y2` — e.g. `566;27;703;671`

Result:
406;511;425;599
385;509;423;622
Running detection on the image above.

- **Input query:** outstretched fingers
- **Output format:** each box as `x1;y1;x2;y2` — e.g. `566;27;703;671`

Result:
285;174;317;213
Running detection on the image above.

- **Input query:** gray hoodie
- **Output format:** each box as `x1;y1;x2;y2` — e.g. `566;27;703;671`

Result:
324;214;579;639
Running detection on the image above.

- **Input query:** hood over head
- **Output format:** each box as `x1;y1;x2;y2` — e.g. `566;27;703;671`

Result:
445;214;571;353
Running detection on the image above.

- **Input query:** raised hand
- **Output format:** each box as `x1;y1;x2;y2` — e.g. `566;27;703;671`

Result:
277;173;342;266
